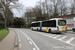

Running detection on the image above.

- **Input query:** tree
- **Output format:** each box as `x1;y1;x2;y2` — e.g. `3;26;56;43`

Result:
0;13;4;29
51;0;61;17
70;0;75;14
13;17;25;28
45;0;49;19
0;0;18;28
23;0;75;27
8;9;14;27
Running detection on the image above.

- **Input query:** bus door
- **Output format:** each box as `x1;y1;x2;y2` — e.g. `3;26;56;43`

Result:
58;20;66;31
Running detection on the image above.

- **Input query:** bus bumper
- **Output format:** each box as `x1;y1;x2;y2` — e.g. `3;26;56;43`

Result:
52;30;67;33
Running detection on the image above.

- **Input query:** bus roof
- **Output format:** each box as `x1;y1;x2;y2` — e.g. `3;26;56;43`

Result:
31;21;42;23
31;18;64;23
50;18;64;20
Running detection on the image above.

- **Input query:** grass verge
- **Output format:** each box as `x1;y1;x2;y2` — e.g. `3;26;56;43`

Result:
67;30;72;31
0;29;9;41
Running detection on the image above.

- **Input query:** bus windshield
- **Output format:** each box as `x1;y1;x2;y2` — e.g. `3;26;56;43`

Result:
58;20;66;26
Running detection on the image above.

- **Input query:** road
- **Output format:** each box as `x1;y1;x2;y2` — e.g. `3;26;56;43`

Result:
12;28;75;50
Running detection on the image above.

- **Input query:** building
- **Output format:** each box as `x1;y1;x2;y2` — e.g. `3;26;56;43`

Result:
59;14;75;30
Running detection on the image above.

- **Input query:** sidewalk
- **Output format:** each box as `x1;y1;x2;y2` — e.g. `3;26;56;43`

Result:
67;31;75;34
0;29;16;50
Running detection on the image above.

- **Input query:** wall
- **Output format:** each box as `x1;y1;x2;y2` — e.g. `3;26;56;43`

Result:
64;17;74;30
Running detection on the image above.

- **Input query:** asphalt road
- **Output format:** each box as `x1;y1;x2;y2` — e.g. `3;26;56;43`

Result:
12;28;75;50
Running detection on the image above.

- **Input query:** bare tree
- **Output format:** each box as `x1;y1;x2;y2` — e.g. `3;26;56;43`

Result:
58;0;68;16
41;2;46;18
70;0;75;14
0;0;18;28
50;0;62;17
45;0;49;19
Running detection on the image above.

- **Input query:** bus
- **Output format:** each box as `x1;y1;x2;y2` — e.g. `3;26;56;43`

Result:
31;18;67;33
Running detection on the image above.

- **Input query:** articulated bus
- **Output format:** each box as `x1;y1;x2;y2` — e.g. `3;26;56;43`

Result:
31;18;67;33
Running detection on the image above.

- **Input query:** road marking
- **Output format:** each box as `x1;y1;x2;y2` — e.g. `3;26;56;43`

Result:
58;36;67;40
27;38;29;40
15;31;21;48
53;35;61;38
18;37;20;39
20;31;40;50
25;36;28;38
46;35;49;36
19;43;21;48
66;37;75;43
49;35;56;37
33;48;36;50
29;41;32;45
49;35;55;37
16;32;20;42
34;31;75;47
19;39;20;42
49;36;52;37
16;32;20;39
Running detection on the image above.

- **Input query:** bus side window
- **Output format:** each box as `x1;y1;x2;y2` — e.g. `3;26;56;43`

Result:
47;21;51;27
51;20;56;27
42;22;47;27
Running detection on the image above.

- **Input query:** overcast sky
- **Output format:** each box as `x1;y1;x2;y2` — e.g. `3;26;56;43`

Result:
18;0;40;7
13;0;41;17
12;0;71;17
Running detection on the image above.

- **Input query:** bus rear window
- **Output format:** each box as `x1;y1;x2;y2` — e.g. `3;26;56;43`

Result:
58;20;66;26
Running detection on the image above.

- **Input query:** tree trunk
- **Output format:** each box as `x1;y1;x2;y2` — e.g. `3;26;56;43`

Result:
5;17;7;28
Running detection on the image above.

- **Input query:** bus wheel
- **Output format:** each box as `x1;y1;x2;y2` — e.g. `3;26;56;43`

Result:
32;28;33;30
37;28;38;31
49;29;51;33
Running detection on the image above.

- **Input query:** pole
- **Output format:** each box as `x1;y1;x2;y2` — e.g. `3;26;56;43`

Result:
7;9;9;30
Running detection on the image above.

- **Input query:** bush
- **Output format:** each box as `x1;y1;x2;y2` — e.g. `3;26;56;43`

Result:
72;28;75;32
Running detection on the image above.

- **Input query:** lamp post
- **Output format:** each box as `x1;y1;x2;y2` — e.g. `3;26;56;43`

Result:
7;9;9;30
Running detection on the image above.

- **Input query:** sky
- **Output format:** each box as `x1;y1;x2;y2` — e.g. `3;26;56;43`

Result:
12;0;41;17
12;0;71;17
18;0;40;7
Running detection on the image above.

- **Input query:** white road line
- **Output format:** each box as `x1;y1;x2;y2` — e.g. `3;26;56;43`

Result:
66;37;75;43
50;35;56;37
25;36;28;37
33;48;36;50
16;32;20;39
48;35;55;37
15;31;21;48
19;43;21;48
35;31;75;46
51;35;75;46
46;35;49;36
18;37;20;39
19;39;20;42
58;38;75;46
53;35;61;38
49;36;52;37
29;41;32;45
58;36;67;40
20;31;40;50
27;38;29;40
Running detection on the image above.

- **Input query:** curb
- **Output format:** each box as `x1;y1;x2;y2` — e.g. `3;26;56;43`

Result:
15;35;18;47
14;34;19;50
10;29;19;50
67;31;75;34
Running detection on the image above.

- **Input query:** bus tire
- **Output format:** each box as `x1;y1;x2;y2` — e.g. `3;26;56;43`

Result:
37;28;38;31
49;29;51;33
32;28;33;30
